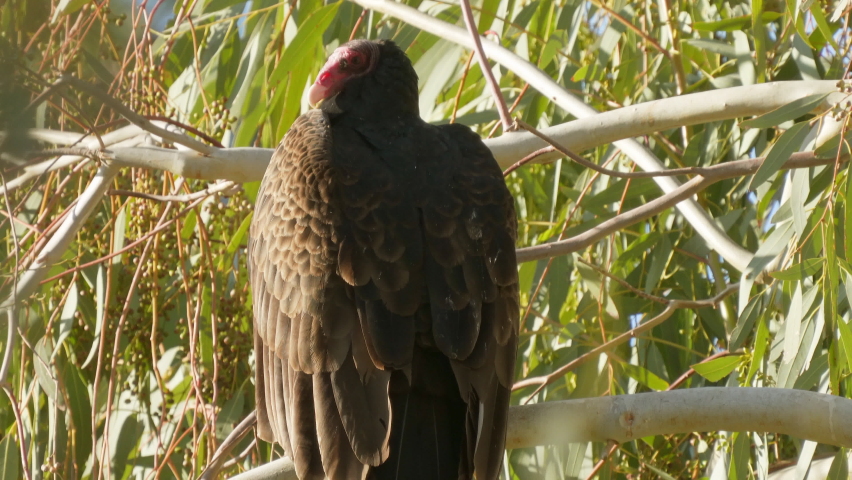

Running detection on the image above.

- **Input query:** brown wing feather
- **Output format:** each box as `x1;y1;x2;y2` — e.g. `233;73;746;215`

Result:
426;122;519;480
249;110;391;477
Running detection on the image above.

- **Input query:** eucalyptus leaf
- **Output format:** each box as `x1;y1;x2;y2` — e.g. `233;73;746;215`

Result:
741;93;829;129
750;122;810;189
691;355;743;382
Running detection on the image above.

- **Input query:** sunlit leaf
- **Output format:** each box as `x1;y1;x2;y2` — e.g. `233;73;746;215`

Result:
827;448;849;480
740;93;829;129
227;212;253;254
52;0;93;22
691;355;743;382
0;435;20;480
692;12;783;32
621;363;669;390
769;258;825;281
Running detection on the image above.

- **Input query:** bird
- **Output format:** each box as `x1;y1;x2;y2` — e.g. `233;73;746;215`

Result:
248;39;519;480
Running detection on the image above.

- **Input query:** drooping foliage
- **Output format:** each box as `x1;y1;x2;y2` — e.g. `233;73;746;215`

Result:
1;0;851;478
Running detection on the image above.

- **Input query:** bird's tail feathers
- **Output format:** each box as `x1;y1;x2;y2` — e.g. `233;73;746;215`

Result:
368;347;469;480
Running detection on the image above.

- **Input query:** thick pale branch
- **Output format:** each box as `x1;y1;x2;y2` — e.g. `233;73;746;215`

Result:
109;146;270;183
1;163;120;311
508;388;852;448
9;82;837;184
2;131;146;195
229;388;852;480
26;124;144;147
492;81;843;169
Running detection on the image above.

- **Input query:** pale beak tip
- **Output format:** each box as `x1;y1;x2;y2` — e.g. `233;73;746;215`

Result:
308;83;327;108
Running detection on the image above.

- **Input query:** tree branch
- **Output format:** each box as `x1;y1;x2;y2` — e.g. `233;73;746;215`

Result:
1;163;121;312
516;151;841;264
56;75;219;156
2;127;145;195
458;0;513;132
228;388;852;480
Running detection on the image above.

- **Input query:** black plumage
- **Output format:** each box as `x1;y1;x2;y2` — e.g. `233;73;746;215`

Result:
249;39;519;480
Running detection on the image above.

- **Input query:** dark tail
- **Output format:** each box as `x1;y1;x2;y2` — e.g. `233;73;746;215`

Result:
369;346;470;480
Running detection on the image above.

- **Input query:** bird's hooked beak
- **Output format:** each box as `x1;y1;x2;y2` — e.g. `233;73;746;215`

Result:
308;81;331;108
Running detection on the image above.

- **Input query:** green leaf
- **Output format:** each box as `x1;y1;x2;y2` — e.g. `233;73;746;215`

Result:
683;39;736;57
216;392;245;439
621;363;669;390
808;2;839;51
53;281;78;358
747;319;769;384
268;3;341;137
827;449;849;480
34;337;61;406
741;93;829;129
52;0;93;22
691;355;743;382
645;463;678;480
181;209;198;240
783;283;805;364
0;435;19;480
817;130;852;158
837;318;852;374
644;235;672;294
750;122;810;189
729;432;751;480
730;296;762;351
64;364;93;471
769;258;825;281
692;12;783;32
227;212;253;254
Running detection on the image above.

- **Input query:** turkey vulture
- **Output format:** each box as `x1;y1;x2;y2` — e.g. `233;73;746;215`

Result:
249;39;519;480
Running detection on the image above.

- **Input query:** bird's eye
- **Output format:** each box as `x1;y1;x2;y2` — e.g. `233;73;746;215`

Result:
351;56;361;65
339;59;349;69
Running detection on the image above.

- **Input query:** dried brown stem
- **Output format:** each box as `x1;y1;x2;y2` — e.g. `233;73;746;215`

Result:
458;0;513;132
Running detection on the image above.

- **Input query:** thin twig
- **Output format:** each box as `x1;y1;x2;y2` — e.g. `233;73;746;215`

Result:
575;257;668;305
2;386;32;480
513;285;739;394
108;180;238;203
57;75;218;155
585;440;620;480
450;52;476;124
514;119;709;179
503;146;555;176
146;116;225;148
515;151;845;263
350;9;369;41
26;147;114;163
668;350;738;391
0;310;16;387
221;439;258;469
198;411;258;480
458;0;513;132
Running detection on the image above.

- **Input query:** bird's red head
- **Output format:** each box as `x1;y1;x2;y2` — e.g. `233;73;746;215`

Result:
308;41;379;107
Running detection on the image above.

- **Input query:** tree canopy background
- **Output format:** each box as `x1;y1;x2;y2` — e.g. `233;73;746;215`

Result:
1;0;852;479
